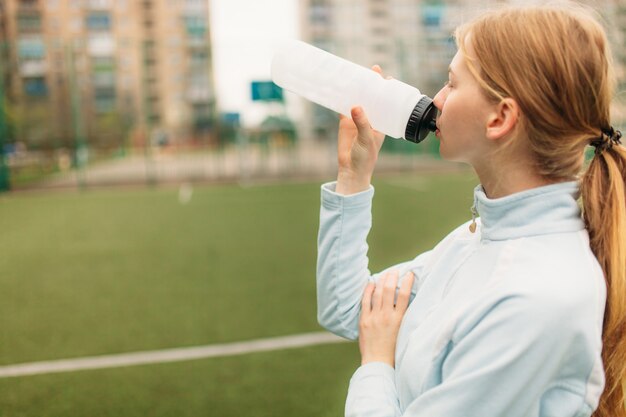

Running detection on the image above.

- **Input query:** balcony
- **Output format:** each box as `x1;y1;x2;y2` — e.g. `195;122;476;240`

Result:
88;36;115;57
86;0;111;10
20;59;46;76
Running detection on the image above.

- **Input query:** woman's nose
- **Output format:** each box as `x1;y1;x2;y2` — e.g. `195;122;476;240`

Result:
433;87;445;110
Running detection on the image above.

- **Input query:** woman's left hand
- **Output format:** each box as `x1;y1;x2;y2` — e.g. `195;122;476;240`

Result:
359;270;415;367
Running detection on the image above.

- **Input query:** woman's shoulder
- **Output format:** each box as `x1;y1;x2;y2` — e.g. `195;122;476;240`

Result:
499;230;604;295
479;231;606;333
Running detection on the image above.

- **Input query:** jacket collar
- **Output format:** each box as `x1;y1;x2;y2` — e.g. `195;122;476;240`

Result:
473;181;585;241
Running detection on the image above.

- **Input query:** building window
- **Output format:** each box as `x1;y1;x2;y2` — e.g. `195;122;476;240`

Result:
183;0;205;13
369;8;388;19
312;38;333;53
371;25;388;36
87;13;112;31
92;72;115;87
310;5;330;24
19;0;40;8
190;50;208;67
422;5;443;28
17;14;42;32
184;17;206;37
23;77;48;96
18;38;46;59
94;87;116;112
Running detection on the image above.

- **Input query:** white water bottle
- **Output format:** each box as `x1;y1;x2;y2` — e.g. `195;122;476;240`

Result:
271;39;437;143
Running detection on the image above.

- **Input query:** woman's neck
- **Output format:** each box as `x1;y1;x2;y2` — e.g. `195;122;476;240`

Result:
473;160;554;199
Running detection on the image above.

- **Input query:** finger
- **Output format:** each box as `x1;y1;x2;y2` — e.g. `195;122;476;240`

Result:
372;274;386;311
382;270;399;309
395;272;415;312
351;106;373;137
361;282;375;316
371;64;393;81
338;113;355;131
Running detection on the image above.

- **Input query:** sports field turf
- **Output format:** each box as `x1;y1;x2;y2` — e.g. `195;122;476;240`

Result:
0;171;477;416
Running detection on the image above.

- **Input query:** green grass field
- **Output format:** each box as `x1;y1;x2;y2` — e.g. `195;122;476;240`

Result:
0;171;477;417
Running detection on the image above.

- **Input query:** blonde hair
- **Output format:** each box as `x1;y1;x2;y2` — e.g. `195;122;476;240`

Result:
455;5;626;416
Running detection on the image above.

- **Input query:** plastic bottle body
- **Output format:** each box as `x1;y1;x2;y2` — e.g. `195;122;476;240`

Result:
271;40;427;139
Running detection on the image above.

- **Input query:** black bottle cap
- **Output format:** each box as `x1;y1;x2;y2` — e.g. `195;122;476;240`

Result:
404;96;438;144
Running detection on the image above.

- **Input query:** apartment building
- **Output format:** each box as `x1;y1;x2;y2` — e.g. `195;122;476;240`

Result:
0;0;217;149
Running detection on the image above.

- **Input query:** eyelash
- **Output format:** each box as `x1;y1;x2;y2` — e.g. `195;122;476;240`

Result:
444;81;453;89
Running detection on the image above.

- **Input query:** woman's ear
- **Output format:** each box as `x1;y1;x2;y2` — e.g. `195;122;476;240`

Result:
485;98;520;141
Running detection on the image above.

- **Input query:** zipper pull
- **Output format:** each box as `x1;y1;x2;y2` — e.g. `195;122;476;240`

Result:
469;201;478;233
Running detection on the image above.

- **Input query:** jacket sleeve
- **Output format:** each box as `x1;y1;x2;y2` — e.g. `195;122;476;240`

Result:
345;293;602;417
316;182;431;340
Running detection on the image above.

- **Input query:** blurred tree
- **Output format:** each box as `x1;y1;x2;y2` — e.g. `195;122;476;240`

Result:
92;110;127;150
259;115;297;146
10;100;52;150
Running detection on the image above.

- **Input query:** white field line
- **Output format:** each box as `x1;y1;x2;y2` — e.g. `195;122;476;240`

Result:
0;332;351;379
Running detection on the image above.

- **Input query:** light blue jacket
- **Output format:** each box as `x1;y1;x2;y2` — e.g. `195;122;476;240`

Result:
317;181;606;417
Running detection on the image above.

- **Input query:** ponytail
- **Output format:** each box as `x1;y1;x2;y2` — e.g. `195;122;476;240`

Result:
582;141;626;417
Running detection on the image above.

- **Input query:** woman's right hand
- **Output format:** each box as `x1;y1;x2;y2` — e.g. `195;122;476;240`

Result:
335;66;386;195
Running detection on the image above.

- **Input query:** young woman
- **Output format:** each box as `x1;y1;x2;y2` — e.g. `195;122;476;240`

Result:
316;4;625;417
